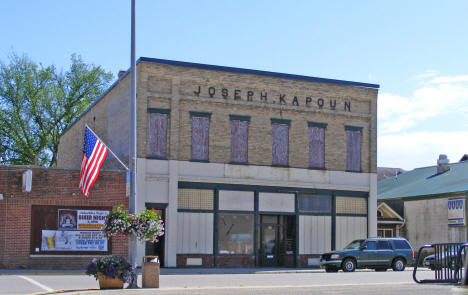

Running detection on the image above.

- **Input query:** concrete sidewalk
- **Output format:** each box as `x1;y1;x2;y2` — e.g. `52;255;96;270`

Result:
0;266;427;276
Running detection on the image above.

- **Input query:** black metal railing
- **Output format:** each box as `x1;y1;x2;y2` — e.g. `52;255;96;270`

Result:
413;242;468;284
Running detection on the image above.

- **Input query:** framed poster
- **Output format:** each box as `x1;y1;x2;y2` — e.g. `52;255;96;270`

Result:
41;230;108;251
448;198;465;226
31;205;112;254
76;210;109;230
58;210;78;230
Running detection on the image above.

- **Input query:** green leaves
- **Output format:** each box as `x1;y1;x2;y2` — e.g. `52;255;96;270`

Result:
102;205;164;242
0;53;112;166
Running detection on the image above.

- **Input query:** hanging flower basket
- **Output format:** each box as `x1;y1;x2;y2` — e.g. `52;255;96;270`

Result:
101;206;132;237
102;205;164;242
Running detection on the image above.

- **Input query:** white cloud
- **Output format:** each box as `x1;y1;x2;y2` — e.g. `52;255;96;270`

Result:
378;72;468;169
414;70;439;80
378;74;468;135
378;131;468;170
429;75;468;84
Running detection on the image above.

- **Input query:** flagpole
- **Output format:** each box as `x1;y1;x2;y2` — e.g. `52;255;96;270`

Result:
129;0;139;287
85;124;129;171
129;0;137;221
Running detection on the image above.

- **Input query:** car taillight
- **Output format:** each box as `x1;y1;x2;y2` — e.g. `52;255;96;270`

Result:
412;250;414;258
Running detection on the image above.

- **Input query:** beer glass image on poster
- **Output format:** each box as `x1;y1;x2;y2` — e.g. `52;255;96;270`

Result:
41;230;108;251
41;230;57;250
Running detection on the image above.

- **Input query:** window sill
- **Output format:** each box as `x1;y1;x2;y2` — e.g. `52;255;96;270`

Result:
30;254;108;257
229;161;249;165
271;164;290;168
147;156;168;160
345;170;362;173
189;159;210;163
308;167;326;170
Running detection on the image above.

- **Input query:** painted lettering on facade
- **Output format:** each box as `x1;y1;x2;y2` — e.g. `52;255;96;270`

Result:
193;86;352;112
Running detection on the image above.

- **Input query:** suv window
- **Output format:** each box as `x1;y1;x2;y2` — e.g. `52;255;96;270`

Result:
377;240;392;250
392;240;411;249
365;241;376;250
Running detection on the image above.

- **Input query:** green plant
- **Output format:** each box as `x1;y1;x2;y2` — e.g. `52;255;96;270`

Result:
101;205;164;242
101;205;132;238
85;256;134;283
131;208;165;242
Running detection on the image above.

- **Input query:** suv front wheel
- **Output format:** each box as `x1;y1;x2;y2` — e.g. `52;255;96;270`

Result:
392;258;406;271
342;258;356;272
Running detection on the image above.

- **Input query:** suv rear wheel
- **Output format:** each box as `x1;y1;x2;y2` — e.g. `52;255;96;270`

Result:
342;258;356;272
392;258;406;271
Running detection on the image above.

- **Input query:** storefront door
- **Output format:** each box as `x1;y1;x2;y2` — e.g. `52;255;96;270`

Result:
259;215;296;267
145;204;166;267
260;222;279;266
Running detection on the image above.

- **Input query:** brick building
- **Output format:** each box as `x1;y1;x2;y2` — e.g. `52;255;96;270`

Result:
57;58;379;267
0;166;127;269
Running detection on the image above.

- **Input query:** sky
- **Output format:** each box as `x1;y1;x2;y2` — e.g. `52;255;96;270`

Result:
1;0;468;171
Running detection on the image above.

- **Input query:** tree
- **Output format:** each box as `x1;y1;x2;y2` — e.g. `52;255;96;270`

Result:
0;53;113;166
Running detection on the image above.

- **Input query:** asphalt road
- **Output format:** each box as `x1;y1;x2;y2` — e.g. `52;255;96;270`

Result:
0;269;465;295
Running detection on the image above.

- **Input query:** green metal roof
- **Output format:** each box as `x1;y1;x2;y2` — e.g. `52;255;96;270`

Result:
378;161;468;200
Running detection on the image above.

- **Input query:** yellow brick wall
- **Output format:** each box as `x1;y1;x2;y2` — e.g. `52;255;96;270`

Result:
137;62;377;173
58;61;377;174
57;74;131;170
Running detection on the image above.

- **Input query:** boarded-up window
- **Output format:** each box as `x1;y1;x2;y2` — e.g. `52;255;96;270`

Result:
346;128;361;172
309;126;325;168
272;123;289;166
191;116;210;161
230;119;248;163
148;113;168;158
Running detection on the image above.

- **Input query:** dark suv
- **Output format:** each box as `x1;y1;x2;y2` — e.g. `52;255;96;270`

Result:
320;237;414;272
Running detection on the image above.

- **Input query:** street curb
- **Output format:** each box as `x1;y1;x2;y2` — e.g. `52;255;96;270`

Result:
1;273;85;276
27;288;98;295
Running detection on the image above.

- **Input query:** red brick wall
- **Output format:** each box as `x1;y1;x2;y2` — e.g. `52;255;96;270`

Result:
0;166;128;269
217;255;255;267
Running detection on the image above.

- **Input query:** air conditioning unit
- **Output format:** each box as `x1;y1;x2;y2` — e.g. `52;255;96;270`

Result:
22;169;32;192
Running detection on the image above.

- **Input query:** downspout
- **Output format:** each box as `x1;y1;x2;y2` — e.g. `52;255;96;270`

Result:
465;191;468;241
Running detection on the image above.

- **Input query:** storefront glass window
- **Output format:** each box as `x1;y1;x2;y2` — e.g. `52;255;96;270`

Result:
218;214;254;255
298;194;332;213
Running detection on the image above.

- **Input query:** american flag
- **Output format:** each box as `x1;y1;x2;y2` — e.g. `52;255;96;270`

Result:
79;126;108;197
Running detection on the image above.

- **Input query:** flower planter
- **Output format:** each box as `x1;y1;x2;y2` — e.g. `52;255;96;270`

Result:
98;275;124;289
86;256;134;287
